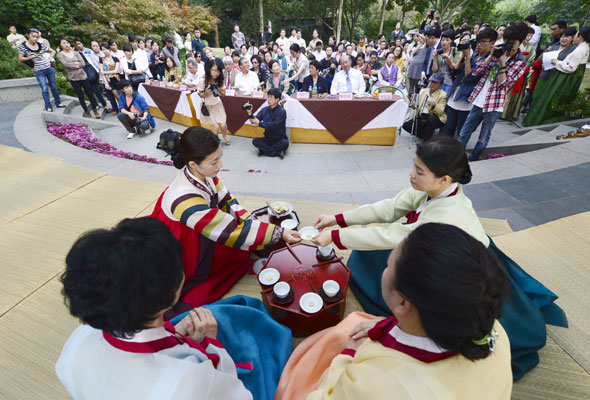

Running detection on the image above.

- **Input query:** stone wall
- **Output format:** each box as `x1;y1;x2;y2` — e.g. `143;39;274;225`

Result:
0;78;41;104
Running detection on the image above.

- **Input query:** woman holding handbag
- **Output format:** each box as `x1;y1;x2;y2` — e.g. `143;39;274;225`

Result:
198;58;230;145
57;37;100;119
100;43;121;115
122;45;146;91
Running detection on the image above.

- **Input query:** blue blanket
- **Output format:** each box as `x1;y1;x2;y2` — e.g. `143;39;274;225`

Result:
170;295;292;400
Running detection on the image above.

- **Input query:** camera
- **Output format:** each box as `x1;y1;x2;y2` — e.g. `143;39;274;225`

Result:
457;41;471;51
435;48;444;56
242;103;253;110
207;83;219;97
329;66;336;74
133;113;143;119
492;41;513;58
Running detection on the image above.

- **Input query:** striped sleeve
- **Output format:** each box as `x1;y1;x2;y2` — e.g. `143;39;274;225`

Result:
214;177;250;222
171;193;278;251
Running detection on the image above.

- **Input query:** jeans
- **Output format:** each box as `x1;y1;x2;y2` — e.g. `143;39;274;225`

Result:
70;79;98;113
103;86;119;112
444;105;470;137
117;112;150;133
90;81;107;107
458;105;500;161
35;67;61;110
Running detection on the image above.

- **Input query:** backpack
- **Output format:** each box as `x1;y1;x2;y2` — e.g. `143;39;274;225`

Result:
156;129;182;155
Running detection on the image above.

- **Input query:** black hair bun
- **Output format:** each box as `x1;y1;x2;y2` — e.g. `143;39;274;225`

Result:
171;151;184;169
459;165;472;184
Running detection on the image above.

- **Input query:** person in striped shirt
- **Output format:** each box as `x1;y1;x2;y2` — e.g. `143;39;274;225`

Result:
150;127;301;318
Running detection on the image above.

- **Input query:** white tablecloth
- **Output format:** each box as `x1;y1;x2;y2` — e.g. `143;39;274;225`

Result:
189;92;268;123
282;97;408;130
138;84;194;118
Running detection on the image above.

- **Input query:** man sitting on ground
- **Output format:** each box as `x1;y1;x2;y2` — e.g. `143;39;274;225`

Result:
402;73;447;140
245;88;288;159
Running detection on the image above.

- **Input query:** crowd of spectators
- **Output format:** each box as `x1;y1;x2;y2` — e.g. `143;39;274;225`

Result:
7;13;590;157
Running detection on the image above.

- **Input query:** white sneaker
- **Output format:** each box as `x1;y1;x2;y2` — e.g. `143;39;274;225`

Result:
126;132;135;139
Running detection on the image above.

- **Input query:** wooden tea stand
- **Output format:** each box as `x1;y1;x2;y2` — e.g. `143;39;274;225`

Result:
250;206;300;258
258;243;351;337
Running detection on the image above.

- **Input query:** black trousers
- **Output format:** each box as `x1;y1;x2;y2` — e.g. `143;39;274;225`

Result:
253;137;289;157
70;79;98;113
402;113;444;140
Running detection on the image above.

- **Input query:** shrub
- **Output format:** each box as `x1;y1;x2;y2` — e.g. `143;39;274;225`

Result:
0;40;35;80
550;88;590;122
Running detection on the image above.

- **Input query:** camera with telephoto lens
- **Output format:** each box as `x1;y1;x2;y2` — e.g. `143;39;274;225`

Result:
492;41;513;58
207;83;219;97
242;103;252;110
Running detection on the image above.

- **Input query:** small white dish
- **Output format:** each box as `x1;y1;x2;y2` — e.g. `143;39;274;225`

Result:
280;219;298;230
322;280;340;297
299;292;323;314
253;258;267;275
258;268;280;285
273;281;291;298
269;201;293;217
299;226;319;241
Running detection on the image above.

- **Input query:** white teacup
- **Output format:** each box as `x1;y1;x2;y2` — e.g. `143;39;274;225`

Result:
318;245;333;258
273;281;291;298
322;280;340;297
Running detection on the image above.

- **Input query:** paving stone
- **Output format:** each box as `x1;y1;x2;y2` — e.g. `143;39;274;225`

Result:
462;183;523;211
493;174;571;205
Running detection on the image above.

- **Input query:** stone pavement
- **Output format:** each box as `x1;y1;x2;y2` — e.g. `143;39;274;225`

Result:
3;99;590;231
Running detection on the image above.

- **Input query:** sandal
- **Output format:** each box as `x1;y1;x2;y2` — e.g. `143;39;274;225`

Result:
93;109;101;119
45;108;53;112
83;111;91;118
55;104;66;108
104;107;112;113
224;139;231;146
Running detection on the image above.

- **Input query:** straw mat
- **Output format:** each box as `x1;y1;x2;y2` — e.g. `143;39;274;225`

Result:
0;146;104;226
0;176;165;315
494;212;590;373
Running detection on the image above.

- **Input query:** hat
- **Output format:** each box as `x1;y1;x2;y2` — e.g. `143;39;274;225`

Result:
164;36;173;42
429;73;444;83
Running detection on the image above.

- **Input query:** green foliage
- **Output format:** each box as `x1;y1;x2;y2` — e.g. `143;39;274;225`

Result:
0;40;35;80
550;88;590;121
533;0;590;28
0;0;80;46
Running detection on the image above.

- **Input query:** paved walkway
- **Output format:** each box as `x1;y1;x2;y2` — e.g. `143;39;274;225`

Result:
3;99;590;231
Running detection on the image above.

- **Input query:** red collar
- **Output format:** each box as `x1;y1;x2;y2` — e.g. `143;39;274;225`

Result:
368;316;456;363
405;186;459;225
102;321;220;368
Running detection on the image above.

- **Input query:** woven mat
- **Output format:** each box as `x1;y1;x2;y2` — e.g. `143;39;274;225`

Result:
0;176;166;316
0;150;588;399
494;212;590;373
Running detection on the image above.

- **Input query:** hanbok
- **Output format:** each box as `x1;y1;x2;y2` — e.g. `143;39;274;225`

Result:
523;42;588;127
276;312;512;400
170;296;293;400
150;167;282;318
330;184;567;380
374;63;403;89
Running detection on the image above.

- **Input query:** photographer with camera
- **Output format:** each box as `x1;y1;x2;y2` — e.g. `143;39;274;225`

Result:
117;79;155;139
432;29;462;95
444;29;497;137
458;23;528;161
244;88;289;159
406;28;440;95
402;73;447;140
198;58;230;145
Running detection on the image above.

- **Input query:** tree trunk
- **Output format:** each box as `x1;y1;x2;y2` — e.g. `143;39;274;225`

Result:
378;0;387;35
259;0;264;36
401;0;406;26
336;0;344;43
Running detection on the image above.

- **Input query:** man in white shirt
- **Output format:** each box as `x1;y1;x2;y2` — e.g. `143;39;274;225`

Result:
129;35;152;78
330;55;365;94
6;25;25;48
294;29;306;49
234;57;260;93
288;27;298;45
184;58;204;88
524;15;542;49
276;28;289;52
312;41;327;62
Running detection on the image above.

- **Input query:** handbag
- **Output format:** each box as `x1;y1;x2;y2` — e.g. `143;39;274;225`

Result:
79;52;99;83
127;60;146;86
201;102;210;117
